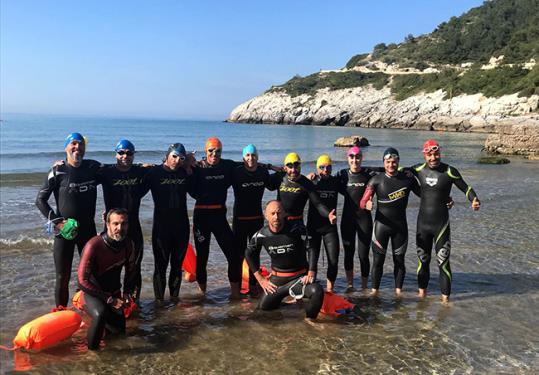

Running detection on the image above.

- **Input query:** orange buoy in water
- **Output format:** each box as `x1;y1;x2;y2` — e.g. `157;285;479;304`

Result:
241;260;268;294
9;310;81;351
72;290;84;311
182;243;197;282
320;292;355;317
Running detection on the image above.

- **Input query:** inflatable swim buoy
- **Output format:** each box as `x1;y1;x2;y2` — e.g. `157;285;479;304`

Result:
320;292;355;317
1;310;82;351
241;260;269;294
182;243;196;282
72;290;137;319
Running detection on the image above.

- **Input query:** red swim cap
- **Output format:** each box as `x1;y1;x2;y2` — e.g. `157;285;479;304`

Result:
205;137;222;152
422;139;440;154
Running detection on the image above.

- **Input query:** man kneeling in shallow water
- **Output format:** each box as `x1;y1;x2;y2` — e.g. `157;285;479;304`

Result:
245;200;324;320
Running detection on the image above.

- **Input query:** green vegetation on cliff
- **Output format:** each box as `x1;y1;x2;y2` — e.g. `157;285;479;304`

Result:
270;0;539;100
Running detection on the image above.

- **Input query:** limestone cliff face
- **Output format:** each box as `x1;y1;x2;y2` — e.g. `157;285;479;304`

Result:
228;87;539;156
229;87;538;132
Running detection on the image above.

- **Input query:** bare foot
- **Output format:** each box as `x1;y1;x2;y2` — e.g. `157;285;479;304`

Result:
418;289;427;298
369;289;379;297
345;285;355;293
197;283;207;296
395;288;402;297
283;296;297;304
441;294;449;305
326;280;334;293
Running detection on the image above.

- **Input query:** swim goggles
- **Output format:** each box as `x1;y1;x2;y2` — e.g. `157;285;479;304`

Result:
289;278;306;300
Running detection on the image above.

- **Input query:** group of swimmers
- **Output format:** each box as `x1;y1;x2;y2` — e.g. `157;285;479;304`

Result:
36;133;480;349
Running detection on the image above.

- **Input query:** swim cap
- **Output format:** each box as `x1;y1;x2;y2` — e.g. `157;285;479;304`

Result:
114;139;135;153
284;152;301;165
242;144;258;157
347;146;362;157
168;143;186;156
205;137;222;151
316;155;332;169
64;133;85;148
383;147;400;160
422;139;440;154
59;218;79;240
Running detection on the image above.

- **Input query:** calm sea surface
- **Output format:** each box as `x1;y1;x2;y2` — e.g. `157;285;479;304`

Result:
1;113;538;373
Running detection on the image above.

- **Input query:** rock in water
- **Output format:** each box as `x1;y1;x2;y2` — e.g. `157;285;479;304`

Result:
334;136;369;147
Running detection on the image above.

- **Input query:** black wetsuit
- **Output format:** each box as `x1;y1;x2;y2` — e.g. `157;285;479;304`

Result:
337;168;380;279
307;175;342;283
36;159;102;307
268;173;331;224
360;171;420;290
232;165;270;287
412;162;478;296
192;159;240;285
77;233;136;350
98;164;149;300
245;222;324;318
143;165;194;300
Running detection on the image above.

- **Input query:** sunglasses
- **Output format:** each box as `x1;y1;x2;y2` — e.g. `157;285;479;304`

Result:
117;150;134;156
383;154;400;160
171;154;186;161
285;162;301;168
318;165;331;170
207;148;222;154
348;154;362;159
423;145;440;154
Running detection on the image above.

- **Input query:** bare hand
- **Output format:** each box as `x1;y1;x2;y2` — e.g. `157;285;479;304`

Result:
472;197;481;211
258;277;277;294
111;297;124;310
141;163;155;168
301;271;316;285
55;219;67;231
306;172;316;181
447;197;454;209
328;209;337;225
365;199;373;211
53;160;65;167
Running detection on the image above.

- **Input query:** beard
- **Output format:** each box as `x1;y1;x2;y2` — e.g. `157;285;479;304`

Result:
69;151;83;164
109;231;126;242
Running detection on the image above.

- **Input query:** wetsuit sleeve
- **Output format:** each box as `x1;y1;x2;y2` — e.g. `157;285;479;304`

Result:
448;166;478;202
138;167;153;197
305;230;320;273
245;231;263;272
35;167;60;220
266;171;284;191
364;166;384;174
303;178;331;218
122;240;137;295
359;180;376;209
410;174;421;197
78;240;111;301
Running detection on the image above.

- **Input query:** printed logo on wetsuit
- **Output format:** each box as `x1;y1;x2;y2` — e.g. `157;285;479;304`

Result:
347;182;365;187
205;175;225;180
68;180;96;193
426;177;438;187
387;187;407;201
267;244;294;255
113;178;140;186
318;190;336;199
280;186;301;193
241;181;265;187
160;178;186;185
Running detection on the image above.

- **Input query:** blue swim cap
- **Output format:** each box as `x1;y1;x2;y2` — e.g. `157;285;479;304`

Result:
64;133;85;148
242;144;258;157
115;139;135;152
168;143;186;156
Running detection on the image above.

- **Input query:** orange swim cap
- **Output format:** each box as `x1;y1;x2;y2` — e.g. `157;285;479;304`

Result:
205;137;222;151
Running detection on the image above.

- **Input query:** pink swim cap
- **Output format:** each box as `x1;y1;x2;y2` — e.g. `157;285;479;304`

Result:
347;146;362;156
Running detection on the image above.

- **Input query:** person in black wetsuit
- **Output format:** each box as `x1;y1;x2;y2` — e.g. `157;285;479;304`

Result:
412;139;480;303
36;132;102;307
191;137;242;298
267;152;336;227
232;144;270;294
307;155;342;293
245;200;324;320
360;147;420;297
337;146;381;291
98;139;148;301
77;208;136;350
142;143;194;303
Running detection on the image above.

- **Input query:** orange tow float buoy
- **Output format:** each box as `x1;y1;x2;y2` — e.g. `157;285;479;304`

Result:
182;243;197;282
0;310;82;351
320;292;355;317
241;259;269;294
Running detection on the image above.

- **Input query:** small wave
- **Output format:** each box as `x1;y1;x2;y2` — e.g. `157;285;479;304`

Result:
0;235;53;248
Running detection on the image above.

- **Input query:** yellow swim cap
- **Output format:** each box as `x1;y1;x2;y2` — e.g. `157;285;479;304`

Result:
316;155;332;169
284;152;301;165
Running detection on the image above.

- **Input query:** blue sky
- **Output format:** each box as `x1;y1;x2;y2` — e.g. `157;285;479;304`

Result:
1;0;484;120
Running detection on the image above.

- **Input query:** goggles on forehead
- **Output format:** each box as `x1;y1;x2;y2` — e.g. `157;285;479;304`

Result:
285;162;301;168
423;145;440;154
383;153;400;160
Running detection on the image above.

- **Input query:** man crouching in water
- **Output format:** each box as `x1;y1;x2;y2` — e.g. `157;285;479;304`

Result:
245;200;324;320
77;208;136;350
